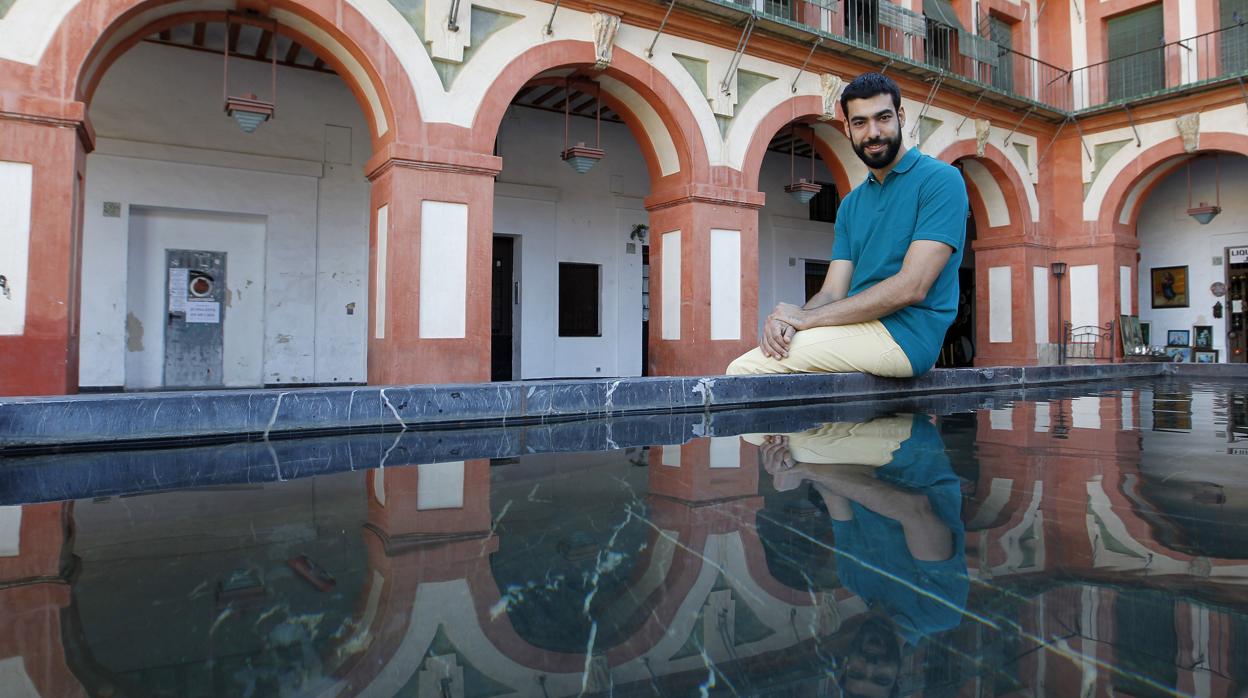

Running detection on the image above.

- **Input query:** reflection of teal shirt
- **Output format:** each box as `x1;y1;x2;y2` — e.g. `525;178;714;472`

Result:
833;148;968;374
829;414;968;643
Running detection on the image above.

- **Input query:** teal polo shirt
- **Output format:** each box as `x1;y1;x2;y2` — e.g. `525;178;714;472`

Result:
832;147;967;374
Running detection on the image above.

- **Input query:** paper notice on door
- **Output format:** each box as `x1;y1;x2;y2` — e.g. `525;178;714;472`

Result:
168;268;188;312
1235;299;1245;314
186;301;220;324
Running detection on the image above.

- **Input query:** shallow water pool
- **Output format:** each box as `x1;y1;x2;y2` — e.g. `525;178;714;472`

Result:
1;377;1245;697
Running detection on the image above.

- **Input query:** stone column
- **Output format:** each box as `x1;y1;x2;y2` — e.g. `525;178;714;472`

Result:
365;145;501;385
974;242;1056;366
644;188;762;376
0;111;89;396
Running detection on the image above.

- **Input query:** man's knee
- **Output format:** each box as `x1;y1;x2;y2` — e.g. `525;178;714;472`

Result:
726;348;767;375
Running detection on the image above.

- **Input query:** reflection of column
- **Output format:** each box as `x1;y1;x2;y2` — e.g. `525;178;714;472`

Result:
649;437;757;503
0;503;85;697
334;460;496;694
645;190;761;376
0;116;87;396
366;147;501;384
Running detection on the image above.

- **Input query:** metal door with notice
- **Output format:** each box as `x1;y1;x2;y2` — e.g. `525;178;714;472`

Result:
165;250;226;387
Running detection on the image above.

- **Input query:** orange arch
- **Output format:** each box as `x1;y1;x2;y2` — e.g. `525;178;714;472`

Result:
936;141;1034;234
470;41;708;191
1098;133;1248;231
25;0;418;150
739;95;854;197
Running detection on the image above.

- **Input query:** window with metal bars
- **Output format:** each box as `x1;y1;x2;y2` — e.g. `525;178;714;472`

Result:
988;15;1014;92
1221;0;1248;74
1106;3;1165;102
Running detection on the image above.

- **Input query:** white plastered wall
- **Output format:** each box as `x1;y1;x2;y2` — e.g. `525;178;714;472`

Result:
492;105;651;379
1137;155;1248;362
79;42;371;387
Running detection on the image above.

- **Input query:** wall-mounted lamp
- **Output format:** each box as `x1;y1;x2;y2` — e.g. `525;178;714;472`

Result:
224;12;278;133
1186;154;1221;225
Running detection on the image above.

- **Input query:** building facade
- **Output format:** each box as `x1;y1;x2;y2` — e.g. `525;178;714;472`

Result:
1;0;1247;395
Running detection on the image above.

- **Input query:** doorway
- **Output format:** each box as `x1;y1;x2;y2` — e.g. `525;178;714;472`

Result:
1226;246;1247;363
492;235;516;381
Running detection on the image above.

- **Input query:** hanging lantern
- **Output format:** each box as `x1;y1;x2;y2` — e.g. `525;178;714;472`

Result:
1186;153;1221;225
784;124;822;204
561;77;604;173
223;12;278;133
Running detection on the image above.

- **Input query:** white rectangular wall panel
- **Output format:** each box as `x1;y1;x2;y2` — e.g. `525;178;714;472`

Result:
1072;396;1102;430
1034;401;1051;432
0;162;33;336
374;205;389;340
709;229;741;340
416;461;466;510
1069;265;1099;329
1119;266;1132;315
660;445;681;467
419;201;468;338
709;437;742;468
989;266;1013;343
0;506;20;557
990;408;1014;431
661;230;681;340
1033;267;1049;344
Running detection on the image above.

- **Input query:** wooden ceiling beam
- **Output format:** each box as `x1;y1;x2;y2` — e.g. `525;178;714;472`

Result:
255;29;272;60
227;22;241;53
192;22;206;47
284;39;302;65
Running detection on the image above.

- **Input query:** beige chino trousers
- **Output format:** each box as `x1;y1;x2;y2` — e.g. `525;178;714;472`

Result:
726;319;914;378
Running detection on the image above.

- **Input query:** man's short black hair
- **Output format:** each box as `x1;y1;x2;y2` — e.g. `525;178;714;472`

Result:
839;72;902;118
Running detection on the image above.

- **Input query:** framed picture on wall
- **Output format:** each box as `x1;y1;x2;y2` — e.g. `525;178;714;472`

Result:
1192;325;1214;349
1194;349;1219;363
1150;265;1189;308
1167;329;1190;346
1140;322;1151;347
1166;346;1193;363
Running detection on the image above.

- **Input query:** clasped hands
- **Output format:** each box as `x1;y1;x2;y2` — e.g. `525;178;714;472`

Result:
761;302;807;359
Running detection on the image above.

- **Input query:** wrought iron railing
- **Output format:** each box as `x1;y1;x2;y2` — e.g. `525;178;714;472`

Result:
1064;21;1248;111
711;0;1068;111
704;1;1248;115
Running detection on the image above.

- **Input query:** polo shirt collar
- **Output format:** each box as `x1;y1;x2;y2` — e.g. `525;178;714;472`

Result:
867;146;920;184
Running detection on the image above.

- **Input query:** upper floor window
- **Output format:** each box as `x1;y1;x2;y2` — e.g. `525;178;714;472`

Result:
1106;3;1165;102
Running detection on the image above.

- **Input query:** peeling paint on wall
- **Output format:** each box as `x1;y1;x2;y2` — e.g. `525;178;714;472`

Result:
125;312;144;352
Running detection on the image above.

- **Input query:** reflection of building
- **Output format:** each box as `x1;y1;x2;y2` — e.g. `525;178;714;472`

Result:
5;0;1248;396
961;386;1248;697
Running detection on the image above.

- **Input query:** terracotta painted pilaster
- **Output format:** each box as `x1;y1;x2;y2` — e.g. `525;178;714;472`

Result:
645;188;762;376
973;242;1055;366
365;147;501;385
0;117;88;396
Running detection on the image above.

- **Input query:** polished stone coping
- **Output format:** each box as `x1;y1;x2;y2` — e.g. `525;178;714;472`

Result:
0;363;1180;451
0;382;1139;505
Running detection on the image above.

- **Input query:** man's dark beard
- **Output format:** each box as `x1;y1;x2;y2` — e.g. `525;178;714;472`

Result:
853;131;902;169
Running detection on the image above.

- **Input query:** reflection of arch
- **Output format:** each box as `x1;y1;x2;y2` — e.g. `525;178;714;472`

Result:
1100;134;1248;230
739;95;856;197
470;42;706;188
32;0;415;148
937;141;1035;233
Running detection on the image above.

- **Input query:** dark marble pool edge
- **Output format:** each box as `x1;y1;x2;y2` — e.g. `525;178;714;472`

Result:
1;362;1213;450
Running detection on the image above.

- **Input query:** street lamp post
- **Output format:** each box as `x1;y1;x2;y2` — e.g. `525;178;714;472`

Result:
1051;262;1067;365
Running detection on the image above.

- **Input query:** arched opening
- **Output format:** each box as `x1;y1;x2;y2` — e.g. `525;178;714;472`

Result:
1129;151;1248;364
478;45;699;381
75;9;393;389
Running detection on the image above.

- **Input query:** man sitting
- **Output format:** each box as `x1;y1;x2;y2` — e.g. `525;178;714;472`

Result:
727;72;968;378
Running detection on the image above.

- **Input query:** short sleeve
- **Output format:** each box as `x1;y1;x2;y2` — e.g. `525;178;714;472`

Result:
913;166;968;253
831;200;852;261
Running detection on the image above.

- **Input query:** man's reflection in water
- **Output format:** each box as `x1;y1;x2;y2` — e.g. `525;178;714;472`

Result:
749;414;968;698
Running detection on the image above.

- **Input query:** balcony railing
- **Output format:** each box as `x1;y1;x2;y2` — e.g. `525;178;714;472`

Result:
1065;21;1248;112
697;1;1248;116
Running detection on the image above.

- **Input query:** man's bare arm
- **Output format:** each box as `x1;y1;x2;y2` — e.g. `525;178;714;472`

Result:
803;259;853;310
773;240;953;331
